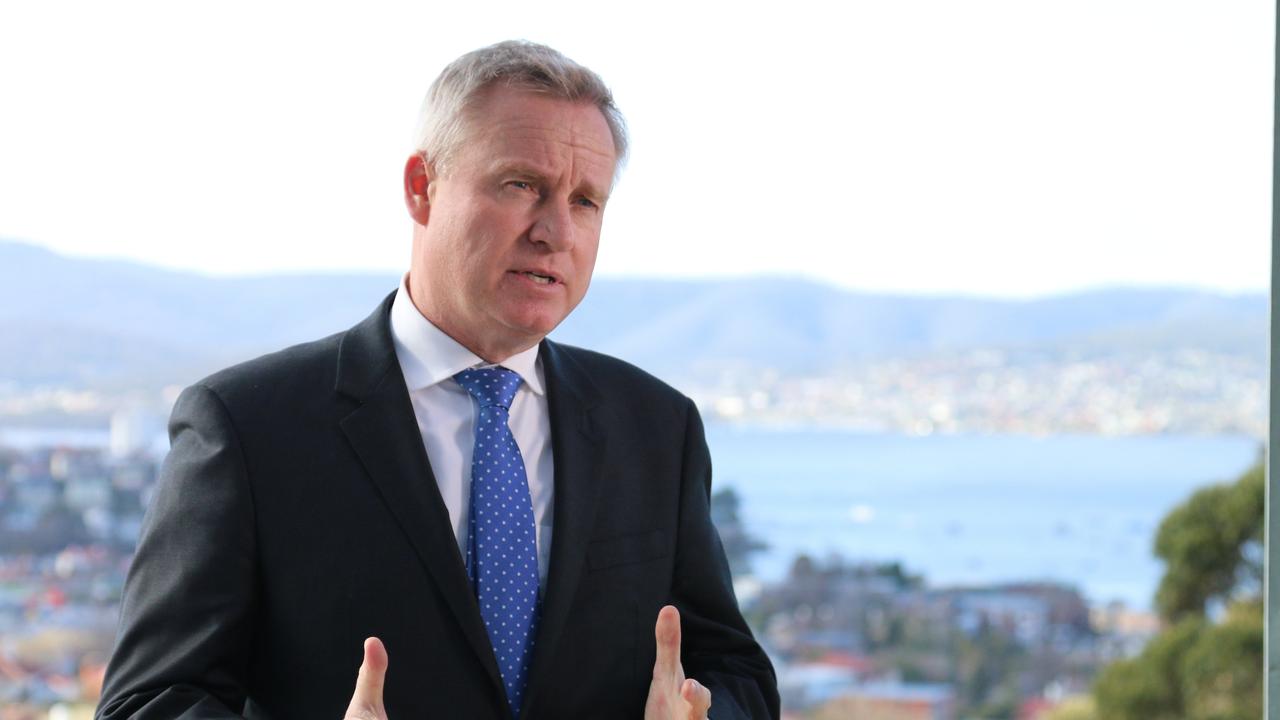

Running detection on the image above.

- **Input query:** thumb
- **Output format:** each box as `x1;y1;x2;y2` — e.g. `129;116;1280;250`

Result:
344;637;389;720
652;605;683;681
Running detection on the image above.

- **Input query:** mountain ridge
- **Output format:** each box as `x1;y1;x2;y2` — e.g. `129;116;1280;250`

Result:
1;239;1266;388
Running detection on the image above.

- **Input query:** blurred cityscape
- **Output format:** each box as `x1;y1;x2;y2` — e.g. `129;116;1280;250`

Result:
0;346;1264;718
0;245;1264;718
691;348;1264;438
1;346;1266;443
0;335;1265;720
1;433;1170;719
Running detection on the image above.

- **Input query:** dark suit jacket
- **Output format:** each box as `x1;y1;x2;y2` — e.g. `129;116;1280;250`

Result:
96;293;779;719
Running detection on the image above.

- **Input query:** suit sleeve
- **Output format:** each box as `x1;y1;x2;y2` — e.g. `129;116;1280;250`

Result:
672;398;781;720
96;384;257;719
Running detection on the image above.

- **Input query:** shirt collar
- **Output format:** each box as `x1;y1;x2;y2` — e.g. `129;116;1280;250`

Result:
389;274;545;395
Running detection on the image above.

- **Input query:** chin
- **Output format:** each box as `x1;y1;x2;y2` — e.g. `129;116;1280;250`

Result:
497;306;568;341
512;320;561;343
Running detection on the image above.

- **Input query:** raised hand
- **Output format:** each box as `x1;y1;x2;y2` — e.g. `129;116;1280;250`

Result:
644;605;712;720
343;637;389;720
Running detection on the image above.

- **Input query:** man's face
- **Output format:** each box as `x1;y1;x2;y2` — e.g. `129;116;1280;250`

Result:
406;86;617;361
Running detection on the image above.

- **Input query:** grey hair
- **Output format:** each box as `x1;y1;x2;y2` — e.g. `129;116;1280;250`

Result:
413;40;628;177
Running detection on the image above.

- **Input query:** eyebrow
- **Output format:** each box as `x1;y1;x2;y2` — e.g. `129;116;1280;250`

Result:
488;160;612;203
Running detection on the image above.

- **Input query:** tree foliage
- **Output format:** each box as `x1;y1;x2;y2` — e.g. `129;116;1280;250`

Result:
1093;458;1264;720
1153;461;1263;621
1094;616;1205;719
1181;600;1264;720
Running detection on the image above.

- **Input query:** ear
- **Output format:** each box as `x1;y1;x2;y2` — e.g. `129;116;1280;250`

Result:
403;154;432;226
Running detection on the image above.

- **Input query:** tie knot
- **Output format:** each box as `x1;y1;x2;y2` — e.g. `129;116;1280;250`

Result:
453;366;522;409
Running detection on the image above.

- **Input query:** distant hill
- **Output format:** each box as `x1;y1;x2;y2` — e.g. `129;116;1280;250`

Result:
0;239;1267;388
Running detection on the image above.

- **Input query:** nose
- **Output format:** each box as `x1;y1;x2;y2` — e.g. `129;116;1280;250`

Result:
527;199;573;251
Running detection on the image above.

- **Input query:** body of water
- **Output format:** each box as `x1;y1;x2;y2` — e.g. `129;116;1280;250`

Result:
706;426;1262;610
2;423;1260;610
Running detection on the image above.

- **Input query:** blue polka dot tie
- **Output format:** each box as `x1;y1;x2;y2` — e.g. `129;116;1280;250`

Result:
454;366;540;718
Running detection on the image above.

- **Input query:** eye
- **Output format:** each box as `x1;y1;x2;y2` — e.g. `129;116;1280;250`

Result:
508;180;533;191
574;196;600;210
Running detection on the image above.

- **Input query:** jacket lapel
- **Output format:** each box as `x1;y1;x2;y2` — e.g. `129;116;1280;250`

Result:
334;292;505;698
520;339;609;719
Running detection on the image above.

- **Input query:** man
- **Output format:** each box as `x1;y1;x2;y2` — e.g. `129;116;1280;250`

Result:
96;41;778;720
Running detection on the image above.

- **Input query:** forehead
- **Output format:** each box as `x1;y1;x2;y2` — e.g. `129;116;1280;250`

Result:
457;86;617;181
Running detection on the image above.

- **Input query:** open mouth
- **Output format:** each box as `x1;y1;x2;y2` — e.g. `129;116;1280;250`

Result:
518;271;556;285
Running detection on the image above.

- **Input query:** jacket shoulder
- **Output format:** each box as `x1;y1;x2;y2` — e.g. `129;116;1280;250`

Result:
191;330;347;411
193;290;396;407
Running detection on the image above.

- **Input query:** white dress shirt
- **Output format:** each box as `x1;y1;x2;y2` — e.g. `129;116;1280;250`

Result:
388;275;555;593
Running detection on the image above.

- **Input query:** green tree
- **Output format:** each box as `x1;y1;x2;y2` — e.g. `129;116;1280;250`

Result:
1153;462;1263;621
1093;458;1264;720
1094;616;1205;719
1181;600;1264;720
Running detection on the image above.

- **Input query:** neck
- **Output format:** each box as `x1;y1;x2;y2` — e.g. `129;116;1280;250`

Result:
404;279;538;364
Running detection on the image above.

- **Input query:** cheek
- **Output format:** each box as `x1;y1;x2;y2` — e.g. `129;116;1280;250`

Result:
445;212;498;272
569;241;601;305
457;238;515;298
576;234;602;273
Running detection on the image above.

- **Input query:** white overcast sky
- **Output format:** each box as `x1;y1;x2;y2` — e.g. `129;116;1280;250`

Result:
0;1;1273;297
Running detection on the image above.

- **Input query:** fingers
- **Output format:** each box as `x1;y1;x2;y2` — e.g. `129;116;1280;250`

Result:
652;605;682;682
344;637;389;720
681;678;712;718
646;609;711;720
